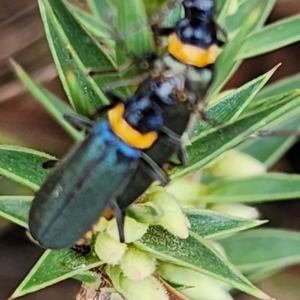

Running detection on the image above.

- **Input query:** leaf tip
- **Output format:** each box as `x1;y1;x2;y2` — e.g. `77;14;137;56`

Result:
256;291;276;300
258;219;269;225
273;62;282;70
8;292;16;300
8;58;19;70
266;63;282;78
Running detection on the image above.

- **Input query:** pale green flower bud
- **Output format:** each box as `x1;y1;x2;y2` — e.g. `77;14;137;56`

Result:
93;217;108;233
204;149;266;178
126;202;163;224
157;262;233;300
166;178;207;206
107;216;148;243
120;246;156;281
147;185;165;194
94;232;127;264
212;203;260;219
106;266;168;300
149;188;189;238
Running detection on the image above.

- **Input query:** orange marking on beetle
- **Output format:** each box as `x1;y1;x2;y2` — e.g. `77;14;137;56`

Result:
168;33;218;67
108;103;158;149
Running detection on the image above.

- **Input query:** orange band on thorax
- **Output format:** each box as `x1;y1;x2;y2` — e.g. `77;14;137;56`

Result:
168;33;218;68
108;103;158;149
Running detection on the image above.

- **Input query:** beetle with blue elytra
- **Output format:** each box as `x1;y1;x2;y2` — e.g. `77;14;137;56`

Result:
29;70;189;249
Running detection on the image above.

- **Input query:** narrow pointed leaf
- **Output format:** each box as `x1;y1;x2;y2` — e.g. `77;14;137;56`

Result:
216;0;231;25
220;229;300;274
0;196;32;228
185;208;266;239
11;249;102;299
110;0;154;64
222;0;276;35
172;92;300;178
11;60;82;141
87;0;114;25
196;66;278;135
135;226;271;299
256;73;300;101
237;14;300;60
210;0;275;95
66;2;113;39
239;111;300;168
202;173;300;203
0;146;52;190
39;0;116;114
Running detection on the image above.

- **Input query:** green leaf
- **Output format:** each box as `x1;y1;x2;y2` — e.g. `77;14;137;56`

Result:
11;249;102;298
0;146;52;190
202;173;300;203
239;111;300;168
210;0;276;95
136;226;270;299
195;65;279;135
256;73;300;101
143;0;174;17
216;0;232;24
11;60;82;141
87;0;114;26
87;0;157;52
172;91;300;178
237;14;300;59
0;196;32;228
223;0;276;35
72;271;99;284
220;229;300;275
66;2;113;39
0;195;103;297
110;0;154;64
39;0;115;114
185;208;266;239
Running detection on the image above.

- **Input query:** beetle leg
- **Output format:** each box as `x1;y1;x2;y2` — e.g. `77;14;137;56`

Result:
160;126;187;165
140;152;169;186
64;114;95;132
160;125;182;147
175;147;187;165
110;199;125;243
